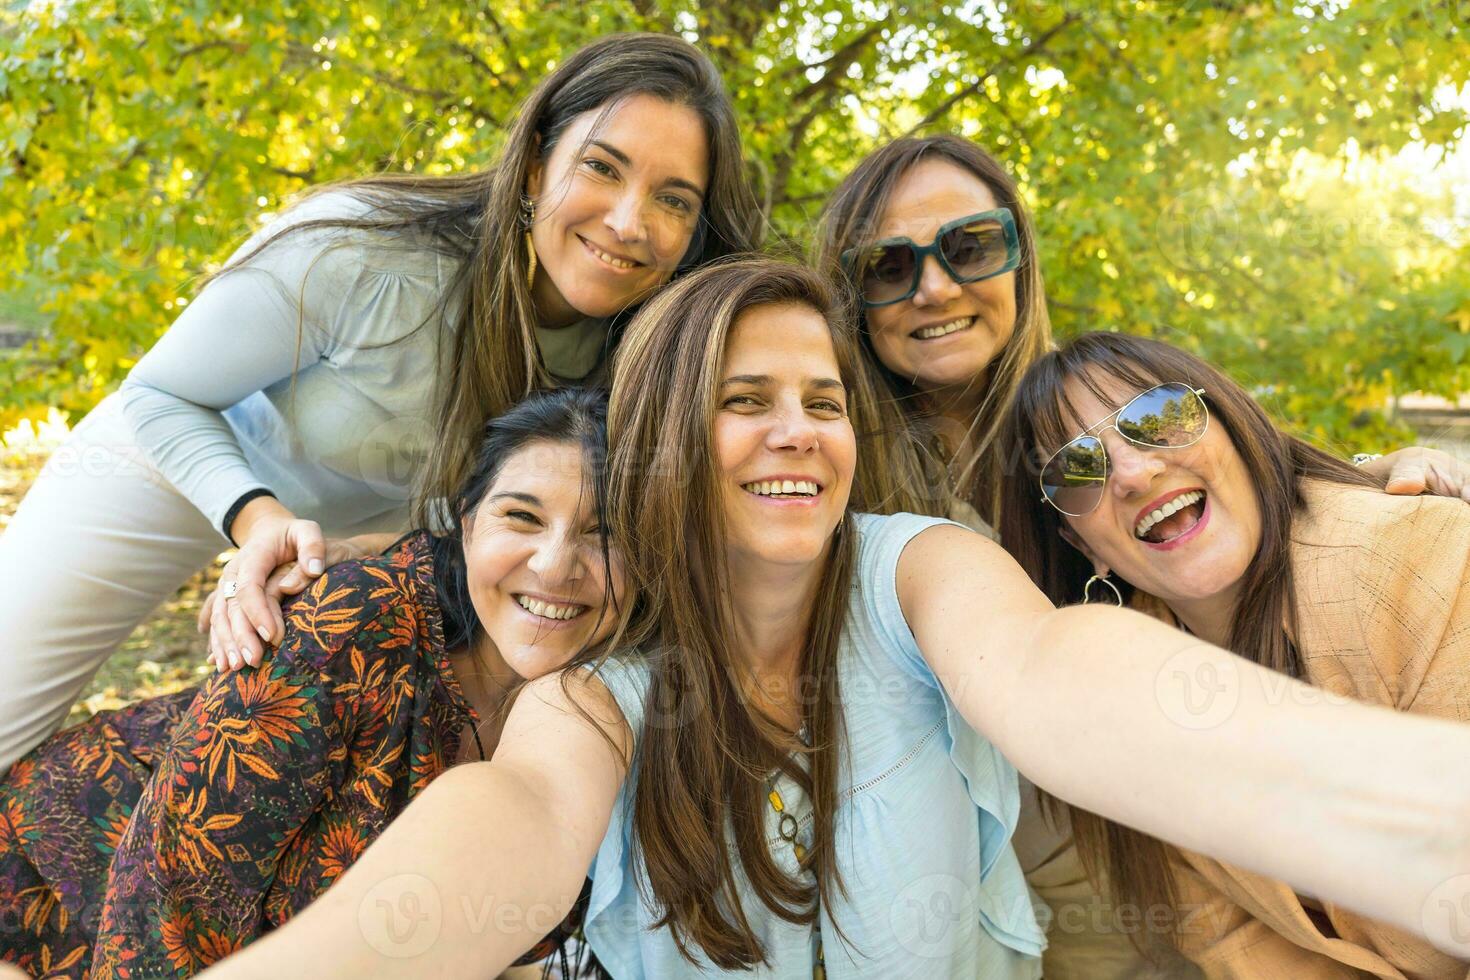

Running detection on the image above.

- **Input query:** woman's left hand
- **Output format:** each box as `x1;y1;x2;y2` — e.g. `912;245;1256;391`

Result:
203;531;401;672
1359;447;1470;502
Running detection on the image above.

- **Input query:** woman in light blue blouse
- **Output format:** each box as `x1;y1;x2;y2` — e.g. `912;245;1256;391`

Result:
0;33;762;775
196;257;1470;979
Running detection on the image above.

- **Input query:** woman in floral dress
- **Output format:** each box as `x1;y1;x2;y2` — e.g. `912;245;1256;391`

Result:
0;387;623;979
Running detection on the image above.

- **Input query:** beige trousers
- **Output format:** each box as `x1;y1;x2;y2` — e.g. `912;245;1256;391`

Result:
0;393;230;774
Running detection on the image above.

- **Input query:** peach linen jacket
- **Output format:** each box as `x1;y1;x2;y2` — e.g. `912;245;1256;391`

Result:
1025;479;1470;980
1161;479;1470;979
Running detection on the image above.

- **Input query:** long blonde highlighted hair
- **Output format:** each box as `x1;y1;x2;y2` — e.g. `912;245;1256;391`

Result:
599;255;924;967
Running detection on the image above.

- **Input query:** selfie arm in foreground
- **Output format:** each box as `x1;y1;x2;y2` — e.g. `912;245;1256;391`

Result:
195;672;629;979
902;523;1470;959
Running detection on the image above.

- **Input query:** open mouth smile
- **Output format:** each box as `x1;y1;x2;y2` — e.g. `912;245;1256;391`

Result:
1134;489;1209;548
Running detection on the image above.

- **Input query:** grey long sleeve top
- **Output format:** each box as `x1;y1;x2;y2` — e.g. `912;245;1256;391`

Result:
119;191;607;538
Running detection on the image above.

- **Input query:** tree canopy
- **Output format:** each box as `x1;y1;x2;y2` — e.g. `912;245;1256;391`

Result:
3;0;1466;448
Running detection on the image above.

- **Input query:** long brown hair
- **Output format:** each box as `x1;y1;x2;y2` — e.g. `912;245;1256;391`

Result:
213;33;761;530
600;256;911;967
996;331;1379;948
814;133;1054;526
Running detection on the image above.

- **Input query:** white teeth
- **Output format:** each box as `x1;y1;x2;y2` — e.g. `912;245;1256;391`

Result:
587;241;637;269
741;480;819;497
913;317;974;340
1135;490;1204;538
515;594;586;621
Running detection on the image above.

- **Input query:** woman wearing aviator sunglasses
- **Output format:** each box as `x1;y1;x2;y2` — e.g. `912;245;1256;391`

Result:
999;331;1470;980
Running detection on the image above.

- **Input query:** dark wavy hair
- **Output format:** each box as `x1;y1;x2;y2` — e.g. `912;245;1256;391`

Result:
996;330;1380;953
427;386;613;654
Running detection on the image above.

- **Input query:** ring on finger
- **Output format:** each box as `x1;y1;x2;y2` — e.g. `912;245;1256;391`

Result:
221;581;239;600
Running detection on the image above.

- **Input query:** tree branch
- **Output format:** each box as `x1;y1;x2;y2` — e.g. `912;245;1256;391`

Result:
788;22;884;102
444;43;505;126
764;24;887;212
1083;20;1146;86
904;13;1081;136
188;148;225;201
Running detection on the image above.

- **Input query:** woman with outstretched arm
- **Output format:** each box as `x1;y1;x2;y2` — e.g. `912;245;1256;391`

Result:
198;258;1470;978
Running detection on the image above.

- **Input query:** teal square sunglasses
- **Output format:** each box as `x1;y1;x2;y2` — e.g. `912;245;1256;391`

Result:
841;209;1021;308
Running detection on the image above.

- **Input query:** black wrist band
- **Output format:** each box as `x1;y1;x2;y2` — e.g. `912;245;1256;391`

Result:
222;489;277;545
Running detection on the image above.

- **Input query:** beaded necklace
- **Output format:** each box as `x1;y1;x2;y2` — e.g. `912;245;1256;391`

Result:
765;724;826;979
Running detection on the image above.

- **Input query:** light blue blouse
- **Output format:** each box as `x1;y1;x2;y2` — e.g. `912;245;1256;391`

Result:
584;513;1046;978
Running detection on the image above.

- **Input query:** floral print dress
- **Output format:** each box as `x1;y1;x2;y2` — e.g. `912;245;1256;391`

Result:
0;532;588;978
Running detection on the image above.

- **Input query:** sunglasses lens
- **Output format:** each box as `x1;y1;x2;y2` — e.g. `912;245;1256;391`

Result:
1116;384;1208;447
858;244;917;304
1041;436;1107;515
940;216;1013;281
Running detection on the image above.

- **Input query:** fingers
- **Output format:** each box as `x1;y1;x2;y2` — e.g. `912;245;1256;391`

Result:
200;521;336;674
208;581;240;671
1384;450;1470;502
293;521;327;578
264;562;296;602
268;562;314;600
231;542;287;659
1382;456;1428;497
1425;458;1470;502
226;591;265;667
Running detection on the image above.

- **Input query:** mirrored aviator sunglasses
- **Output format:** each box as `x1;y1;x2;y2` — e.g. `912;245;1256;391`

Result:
1038;383;1210;517
842;209;1021;308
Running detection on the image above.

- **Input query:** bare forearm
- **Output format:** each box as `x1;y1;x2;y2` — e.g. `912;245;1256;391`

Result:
198;762;593;979
992;604;1470;956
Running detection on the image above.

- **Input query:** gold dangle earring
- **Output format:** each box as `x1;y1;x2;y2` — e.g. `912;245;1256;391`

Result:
519;193;537;289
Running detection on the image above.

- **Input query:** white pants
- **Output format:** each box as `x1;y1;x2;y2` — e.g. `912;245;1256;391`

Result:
0;393;229;773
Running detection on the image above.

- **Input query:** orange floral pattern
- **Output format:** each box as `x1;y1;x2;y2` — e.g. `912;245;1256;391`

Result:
0;533;590;978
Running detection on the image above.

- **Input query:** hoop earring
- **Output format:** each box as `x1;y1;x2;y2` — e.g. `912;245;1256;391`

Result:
1082;574;1123;606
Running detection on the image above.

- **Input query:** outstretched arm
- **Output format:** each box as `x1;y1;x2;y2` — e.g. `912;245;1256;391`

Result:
196;671;630;979
899;524;1470;958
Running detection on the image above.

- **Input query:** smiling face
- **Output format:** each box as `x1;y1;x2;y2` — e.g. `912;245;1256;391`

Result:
863;158;1018;393
461;439;626;681
1053;373;1262;608
713;302;857;573
526;93;709;327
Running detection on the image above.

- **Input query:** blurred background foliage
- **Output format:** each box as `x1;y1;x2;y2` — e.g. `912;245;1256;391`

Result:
2;0;1467;449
